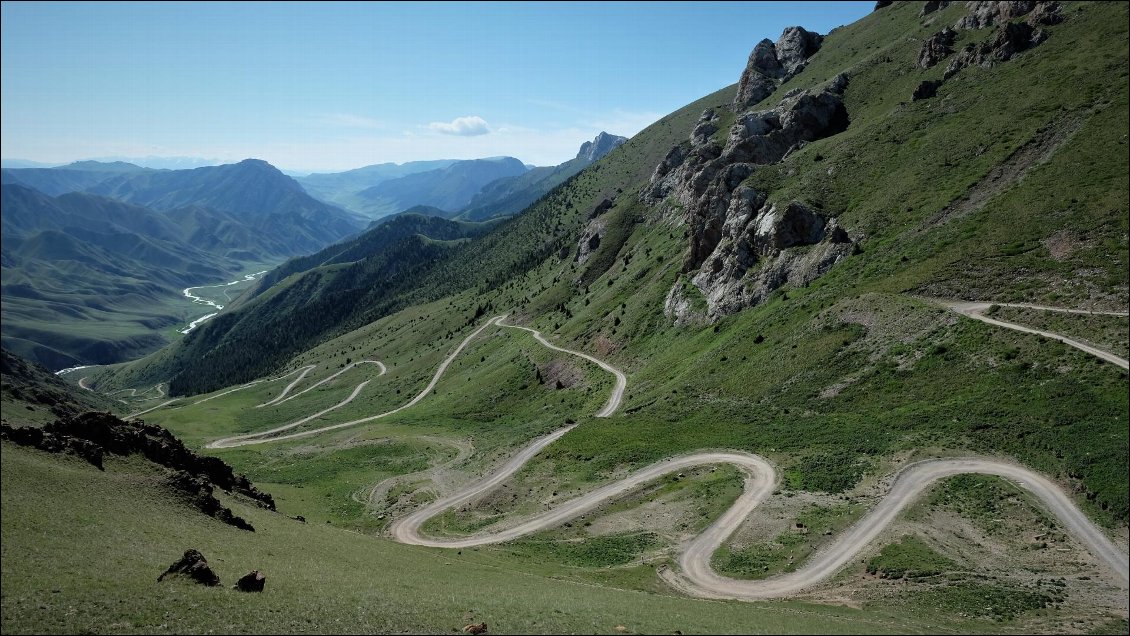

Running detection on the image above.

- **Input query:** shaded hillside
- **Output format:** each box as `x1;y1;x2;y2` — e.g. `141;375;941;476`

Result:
87;159;363;255
0;348;117;424
244;210;496;303
0;185;247;368
457;132;627;222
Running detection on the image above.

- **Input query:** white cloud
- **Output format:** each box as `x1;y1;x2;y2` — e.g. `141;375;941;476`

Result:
428;115;491;136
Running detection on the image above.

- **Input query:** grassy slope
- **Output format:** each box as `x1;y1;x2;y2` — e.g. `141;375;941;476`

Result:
1;444;937;635
28;2;1129;633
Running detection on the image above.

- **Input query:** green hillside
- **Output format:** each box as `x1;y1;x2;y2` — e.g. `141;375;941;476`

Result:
7;1;1129;634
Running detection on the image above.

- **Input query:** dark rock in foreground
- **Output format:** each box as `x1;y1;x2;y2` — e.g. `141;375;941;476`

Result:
235;570;266;592
158;549;220;586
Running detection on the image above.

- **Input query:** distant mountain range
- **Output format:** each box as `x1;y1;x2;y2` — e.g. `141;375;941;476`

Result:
456;132;626;221
0;133;625;368
296;156;528;220
293;133;626;221
1;159;364;368
294;160;458;210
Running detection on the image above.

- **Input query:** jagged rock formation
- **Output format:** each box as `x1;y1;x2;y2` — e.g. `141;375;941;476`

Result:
955;0;1060;29
944;19;1049;78
157;549;220;586
1;412;274;530
167;470;256;531
571;197;616;266
687;198;853;320
918;28;957;68
912;2;1062;99
1;423;104;467
576;132;627;163
734;27;824;110
647;69;855;322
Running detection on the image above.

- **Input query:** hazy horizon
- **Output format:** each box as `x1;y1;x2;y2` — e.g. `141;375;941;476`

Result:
1;1;871;173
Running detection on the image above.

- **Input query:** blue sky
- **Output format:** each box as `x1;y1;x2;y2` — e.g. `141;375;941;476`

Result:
1;1;872;172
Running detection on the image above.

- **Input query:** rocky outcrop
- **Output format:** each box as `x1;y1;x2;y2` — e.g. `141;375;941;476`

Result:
776;27;824;75
920;2;1061;94
577;132;627;163
687;198;853;319
167;470;256;531
921;1;951;16
235;570;266;592
957;0;1034;29
575;216;608;265
1;423;104;467
944;20;1047;79
874;0;893;9
953;0;1061;30
158;549;220;586
918;28;957;68
647;73;855;322
589;197;614;219
734;27;824;110
2;412;275;529
664;277;708;326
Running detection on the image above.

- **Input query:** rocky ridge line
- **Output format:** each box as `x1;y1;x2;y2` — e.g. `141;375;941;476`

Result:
643;36;856;323
1;412;274;530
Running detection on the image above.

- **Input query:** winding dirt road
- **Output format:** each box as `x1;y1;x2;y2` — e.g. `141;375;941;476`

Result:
359;435;476;508
258;360;385;408
205;317;501;448
202;310;1128;599
497;318;626;417
193;365;315;405
945;301;1129;369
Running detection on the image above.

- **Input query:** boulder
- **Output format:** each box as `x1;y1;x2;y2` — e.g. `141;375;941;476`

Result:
158;549;220;586
235;570;266;592
912;79;944;100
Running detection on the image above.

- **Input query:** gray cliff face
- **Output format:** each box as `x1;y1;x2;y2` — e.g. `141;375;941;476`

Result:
576;132;628;163
645;72;856;324
734;27;824;110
